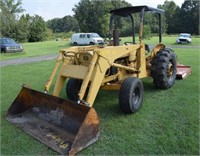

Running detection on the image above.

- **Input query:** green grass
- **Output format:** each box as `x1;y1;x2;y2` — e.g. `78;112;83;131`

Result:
121;36;200;45
0;40;71;61
1;46;199;154
1;36;199;61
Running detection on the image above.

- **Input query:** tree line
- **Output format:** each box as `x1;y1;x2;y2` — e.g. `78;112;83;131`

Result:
158;0;199;35
0;0;199;43
0;0;47;42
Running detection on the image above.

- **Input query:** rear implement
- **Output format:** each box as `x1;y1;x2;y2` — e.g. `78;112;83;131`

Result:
6;86;99;155
176;64;191;79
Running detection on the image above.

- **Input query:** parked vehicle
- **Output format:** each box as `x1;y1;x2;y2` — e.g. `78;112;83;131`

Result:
71;33;104;45
0;38;23;53
176;33;192;44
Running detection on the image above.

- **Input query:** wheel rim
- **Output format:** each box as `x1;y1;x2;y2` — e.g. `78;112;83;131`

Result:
132;87;140;106
167;60;174;78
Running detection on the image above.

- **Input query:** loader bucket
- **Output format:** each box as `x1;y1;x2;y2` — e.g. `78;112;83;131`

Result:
5;86;100;155
176;64;191;79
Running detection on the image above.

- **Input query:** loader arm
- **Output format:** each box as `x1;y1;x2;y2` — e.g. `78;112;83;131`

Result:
43;46;78;94
44;52;63;92
79;44;147;106
47;43;148;107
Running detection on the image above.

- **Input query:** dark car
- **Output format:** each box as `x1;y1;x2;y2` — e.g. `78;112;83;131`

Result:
0;38;24;53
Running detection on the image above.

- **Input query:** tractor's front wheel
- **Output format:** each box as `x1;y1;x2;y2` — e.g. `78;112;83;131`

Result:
66;78;82;101
151;49;177;89
119;77;144;113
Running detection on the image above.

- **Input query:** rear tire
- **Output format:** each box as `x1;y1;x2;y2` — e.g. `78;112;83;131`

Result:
119;77;144;113
66;78;82;101
151;49;177;89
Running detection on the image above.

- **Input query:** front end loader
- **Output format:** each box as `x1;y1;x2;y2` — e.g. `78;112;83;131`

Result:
6;6;191;155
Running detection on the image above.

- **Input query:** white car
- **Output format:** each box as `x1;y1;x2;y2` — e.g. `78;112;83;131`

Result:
176;33;192;44
71;33;104;45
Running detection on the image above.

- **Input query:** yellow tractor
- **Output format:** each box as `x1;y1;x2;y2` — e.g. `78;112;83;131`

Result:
6;6;191;155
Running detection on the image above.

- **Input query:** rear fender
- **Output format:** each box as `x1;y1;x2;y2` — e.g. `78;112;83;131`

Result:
150;43;165;59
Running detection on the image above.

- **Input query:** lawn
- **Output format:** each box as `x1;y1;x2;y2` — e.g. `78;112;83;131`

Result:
1;42;199;155
122;36;200;46
0;40;71;61
0;36;199;61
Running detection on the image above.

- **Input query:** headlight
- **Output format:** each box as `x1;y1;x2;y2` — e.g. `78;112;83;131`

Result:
6;47;10;50
20;45;23;49
79;52;93;64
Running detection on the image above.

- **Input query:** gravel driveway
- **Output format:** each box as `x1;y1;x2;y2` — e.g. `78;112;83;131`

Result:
0;54;57;67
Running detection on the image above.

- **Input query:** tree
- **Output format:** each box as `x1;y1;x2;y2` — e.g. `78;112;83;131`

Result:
0;0;49;42
72;0;131;37
16;14;31;42
46;16;79;33
0;0;24;15
47;18;62;33
28;15;47;42
0;12;17;38
144;12;167;35
178;0;199;34
158;0;199;35
157;1;179;34
143;25;151;39
0;0;25;39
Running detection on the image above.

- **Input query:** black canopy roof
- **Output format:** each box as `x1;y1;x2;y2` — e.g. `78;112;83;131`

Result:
110;5;164;16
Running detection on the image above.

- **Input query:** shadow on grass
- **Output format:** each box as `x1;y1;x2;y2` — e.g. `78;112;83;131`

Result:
51;78;166;121
93;79;163;120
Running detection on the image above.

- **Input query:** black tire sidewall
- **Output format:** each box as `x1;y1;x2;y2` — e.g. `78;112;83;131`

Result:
129;79;143;111
152;49;177;89
66;78;81;101
119;77;144;113
167;52;176;86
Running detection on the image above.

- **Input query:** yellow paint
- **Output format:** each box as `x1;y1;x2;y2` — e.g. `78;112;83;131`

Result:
44;43;164;107
47;133;69;149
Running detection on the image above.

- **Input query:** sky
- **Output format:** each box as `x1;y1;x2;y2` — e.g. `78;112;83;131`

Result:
22;0;185;21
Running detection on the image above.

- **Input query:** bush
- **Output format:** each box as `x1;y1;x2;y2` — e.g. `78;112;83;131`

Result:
143;25;151;39
53;32;75;40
